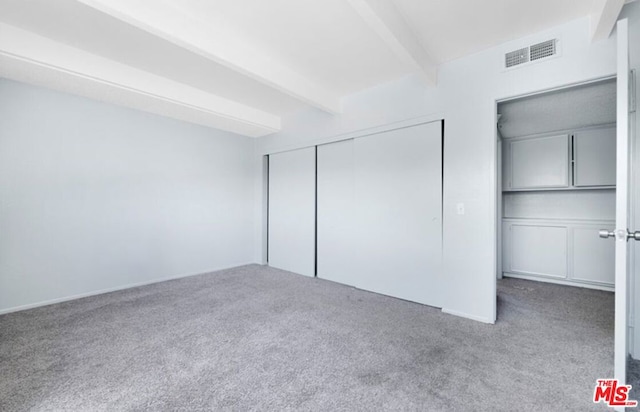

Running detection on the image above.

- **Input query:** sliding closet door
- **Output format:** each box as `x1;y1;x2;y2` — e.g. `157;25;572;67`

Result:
317;121;443;307
354;121;443;306
268;147;316;277
317;139;355;284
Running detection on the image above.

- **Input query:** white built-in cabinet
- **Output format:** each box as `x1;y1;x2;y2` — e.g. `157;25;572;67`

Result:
504;134;569;190
503;125;616;191
574;127;617;187
502;220;615;288
501;125;615;289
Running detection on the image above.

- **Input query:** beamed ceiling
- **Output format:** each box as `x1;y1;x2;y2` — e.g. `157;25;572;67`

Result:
0;0;630;137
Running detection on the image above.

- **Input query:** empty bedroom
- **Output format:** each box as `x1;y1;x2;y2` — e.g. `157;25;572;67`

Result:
1;0;640;410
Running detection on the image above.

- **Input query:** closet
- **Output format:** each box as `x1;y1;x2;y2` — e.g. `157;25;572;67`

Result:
268;120;444;307
498;79;616;290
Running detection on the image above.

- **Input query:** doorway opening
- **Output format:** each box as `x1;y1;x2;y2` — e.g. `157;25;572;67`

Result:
494;75;627;385
496;77;617;291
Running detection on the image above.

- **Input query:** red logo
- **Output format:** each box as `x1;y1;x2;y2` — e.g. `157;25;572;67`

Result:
593;379;638;407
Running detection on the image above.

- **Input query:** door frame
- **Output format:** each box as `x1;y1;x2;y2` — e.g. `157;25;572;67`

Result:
493;75;624;295
494;66;639;391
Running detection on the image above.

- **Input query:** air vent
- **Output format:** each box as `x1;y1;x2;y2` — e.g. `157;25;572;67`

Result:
505;47;529;68
504;39;558;69
530;39;556;61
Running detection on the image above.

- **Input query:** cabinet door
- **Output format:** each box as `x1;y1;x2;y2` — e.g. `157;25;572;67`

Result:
571;226;615;285
506;134;569;189
504;223;568;278
574;126;616;187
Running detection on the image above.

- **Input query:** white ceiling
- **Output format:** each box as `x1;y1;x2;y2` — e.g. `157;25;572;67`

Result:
394;0;595;64
0;0;627;137
171;0;412;95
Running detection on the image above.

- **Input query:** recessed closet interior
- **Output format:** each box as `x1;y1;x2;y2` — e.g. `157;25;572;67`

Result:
497;78;617;291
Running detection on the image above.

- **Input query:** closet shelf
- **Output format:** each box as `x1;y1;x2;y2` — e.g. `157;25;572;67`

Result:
503;186;615;193
502;217;615;224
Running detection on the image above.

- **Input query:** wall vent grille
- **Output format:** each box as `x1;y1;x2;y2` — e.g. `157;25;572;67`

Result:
505;47;529;68
530;39;556;61
504;39;557;69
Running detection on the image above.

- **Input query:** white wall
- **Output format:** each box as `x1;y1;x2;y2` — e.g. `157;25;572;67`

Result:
503;191;615;221
0;79;256;313
257;8;640;323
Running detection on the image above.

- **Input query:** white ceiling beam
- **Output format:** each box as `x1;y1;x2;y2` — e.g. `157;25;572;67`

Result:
347;0;437;86
0;23;281;137
590;0;626;42
76;0;342;114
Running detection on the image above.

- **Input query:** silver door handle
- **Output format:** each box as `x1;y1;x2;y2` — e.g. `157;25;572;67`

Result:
599;229;640;241
599;229;615;239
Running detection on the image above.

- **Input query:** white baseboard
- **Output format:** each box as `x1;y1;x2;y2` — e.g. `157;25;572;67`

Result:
441;308;496;324
502;272;614;292
0;262;256;315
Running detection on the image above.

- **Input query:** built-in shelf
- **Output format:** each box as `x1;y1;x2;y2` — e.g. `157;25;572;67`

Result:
500;124;616;290
503;217;615;224
503;186;615;193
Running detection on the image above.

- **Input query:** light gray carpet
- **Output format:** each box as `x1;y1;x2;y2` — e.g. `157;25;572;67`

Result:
629;356;640;403
0;265;615;411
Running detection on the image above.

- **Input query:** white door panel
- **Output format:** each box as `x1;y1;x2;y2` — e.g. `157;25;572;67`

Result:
317;121;443;307
509;225;567;278
613;18;630;395
509;134;569;189
574;126;616;187
268;147;316;277
353;122;442;306
317;140;355;285
573;227;615;284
